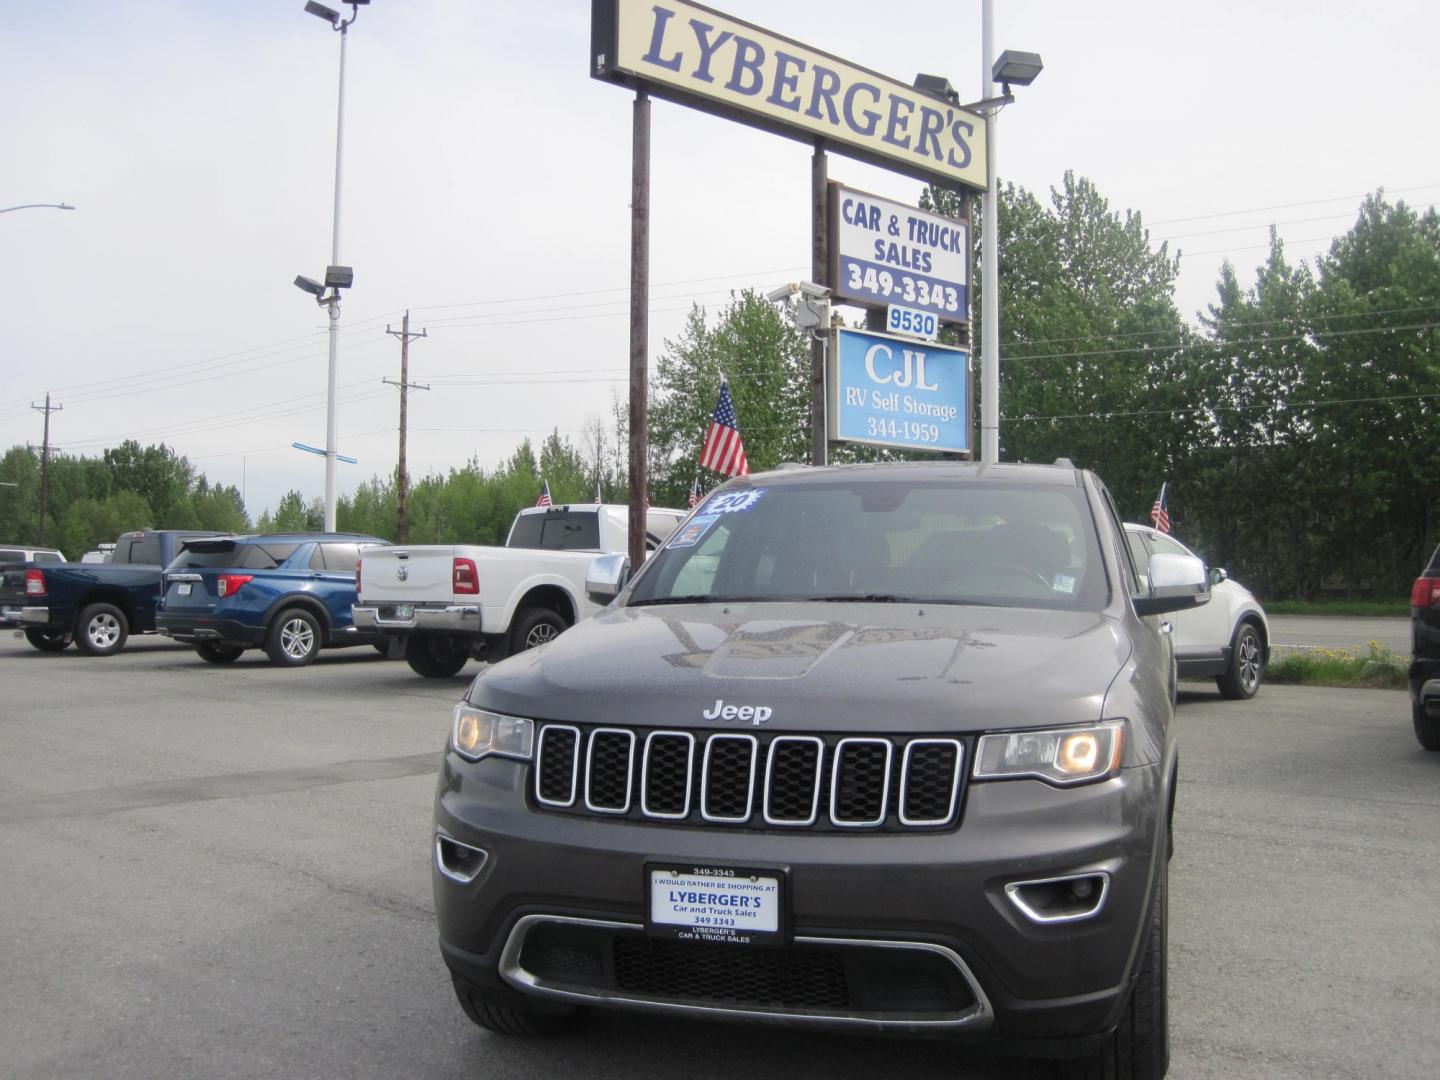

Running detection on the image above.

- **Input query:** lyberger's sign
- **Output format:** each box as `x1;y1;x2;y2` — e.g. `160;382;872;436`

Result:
592;0;986;190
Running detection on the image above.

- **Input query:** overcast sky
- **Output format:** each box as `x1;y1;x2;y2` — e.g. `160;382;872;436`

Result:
2;0;1436;523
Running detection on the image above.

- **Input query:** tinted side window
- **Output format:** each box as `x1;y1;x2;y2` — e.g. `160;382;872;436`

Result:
0;550;23;564
1099;491;1139;596
126;535;161;565
321;543;361;572
239;543;301;570
34;552;63;563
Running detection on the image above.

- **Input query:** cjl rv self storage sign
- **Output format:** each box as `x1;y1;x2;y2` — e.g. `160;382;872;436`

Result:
828;328;970;454
830;184;969;325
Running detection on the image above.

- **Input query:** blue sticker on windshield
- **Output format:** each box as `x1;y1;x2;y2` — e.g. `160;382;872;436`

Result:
668;514;719;548
706;489;765;514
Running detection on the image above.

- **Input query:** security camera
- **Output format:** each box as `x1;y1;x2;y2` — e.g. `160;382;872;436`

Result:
797;282;830;300
293;274;325;298
765;283;798;303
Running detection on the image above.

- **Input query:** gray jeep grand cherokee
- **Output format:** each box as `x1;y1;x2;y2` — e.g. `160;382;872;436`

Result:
432;461;1208;1079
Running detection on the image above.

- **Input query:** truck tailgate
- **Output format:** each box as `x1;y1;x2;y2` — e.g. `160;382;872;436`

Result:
358;547;464;605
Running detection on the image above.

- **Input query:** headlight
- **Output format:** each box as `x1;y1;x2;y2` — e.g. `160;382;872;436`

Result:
973;722;1125;785
450;703;534;762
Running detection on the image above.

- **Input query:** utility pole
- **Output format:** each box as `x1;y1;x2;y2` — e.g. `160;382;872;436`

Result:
384;311;428;543
31;393;61;544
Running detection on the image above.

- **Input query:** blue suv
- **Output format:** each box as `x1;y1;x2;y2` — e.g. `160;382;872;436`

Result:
157;533;389;666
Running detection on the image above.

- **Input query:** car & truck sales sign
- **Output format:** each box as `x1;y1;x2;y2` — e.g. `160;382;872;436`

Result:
591;0;987;190
829;328;970;454
831;184;969;324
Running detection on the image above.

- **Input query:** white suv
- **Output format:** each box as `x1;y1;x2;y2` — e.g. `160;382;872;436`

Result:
1126;523;1269;699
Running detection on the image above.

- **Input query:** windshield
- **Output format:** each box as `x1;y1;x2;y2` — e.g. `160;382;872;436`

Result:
627;479;1109;612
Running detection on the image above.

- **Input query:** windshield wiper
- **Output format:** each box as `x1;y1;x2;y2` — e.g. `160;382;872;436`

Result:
809;594;914;603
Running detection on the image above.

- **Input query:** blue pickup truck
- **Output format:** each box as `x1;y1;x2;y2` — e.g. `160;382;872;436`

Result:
1;529;228;656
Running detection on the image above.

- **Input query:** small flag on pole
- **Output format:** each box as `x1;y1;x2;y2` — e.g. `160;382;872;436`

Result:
1150;483;1171;534
699;379;749;477
688;476;701;508
536;479;552;507
593;480;602;505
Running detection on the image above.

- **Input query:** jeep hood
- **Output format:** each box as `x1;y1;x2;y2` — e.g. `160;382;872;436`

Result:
471;602;1130;734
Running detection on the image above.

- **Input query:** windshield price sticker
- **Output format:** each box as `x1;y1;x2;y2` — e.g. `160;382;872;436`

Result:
886;304;939;341
668;514;719;548
706;489;765;515
647;866;782;945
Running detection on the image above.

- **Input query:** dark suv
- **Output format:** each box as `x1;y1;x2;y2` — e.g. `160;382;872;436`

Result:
1408;543;1440;750
431;462;1209;1078
156;533;389;666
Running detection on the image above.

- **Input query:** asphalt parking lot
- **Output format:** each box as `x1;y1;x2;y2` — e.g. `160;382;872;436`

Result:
1;635;1436;1080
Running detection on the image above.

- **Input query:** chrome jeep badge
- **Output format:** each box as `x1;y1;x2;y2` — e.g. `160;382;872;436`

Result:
701;699;773;726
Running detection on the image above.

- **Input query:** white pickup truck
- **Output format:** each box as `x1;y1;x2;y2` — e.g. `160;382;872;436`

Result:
352;503;685;678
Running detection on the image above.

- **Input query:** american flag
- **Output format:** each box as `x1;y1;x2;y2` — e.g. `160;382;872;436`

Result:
699;379;749;477
687;476;701;508
536;479;552;507
1150;483;1171;534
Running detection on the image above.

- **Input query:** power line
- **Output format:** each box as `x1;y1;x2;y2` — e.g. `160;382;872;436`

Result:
1146;182;1440;227
1008;390;1440;424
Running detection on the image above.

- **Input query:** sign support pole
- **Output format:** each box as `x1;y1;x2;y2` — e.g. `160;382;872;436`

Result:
810;145;828;466
629;88;651;573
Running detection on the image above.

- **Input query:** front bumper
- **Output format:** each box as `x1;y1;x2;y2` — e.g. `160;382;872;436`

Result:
352;603;481;633
433;751;1163;1043
156;613;266;647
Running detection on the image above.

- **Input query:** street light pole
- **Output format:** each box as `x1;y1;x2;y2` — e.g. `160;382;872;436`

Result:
303;0;367;532
322;18;349;533
981;0;1000;465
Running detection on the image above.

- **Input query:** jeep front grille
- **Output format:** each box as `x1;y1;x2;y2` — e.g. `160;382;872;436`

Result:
533;725;964;832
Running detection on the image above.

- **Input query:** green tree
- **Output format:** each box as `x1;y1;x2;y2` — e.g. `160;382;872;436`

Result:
649;291;811;505
53;491;152;557
104;441;194;523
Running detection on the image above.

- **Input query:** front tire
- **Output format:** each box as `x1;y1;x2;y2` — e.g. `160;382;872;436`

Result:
404;636;468;678
508;607;568;655
1414;700;1440;751
74;603;129;656
265;608;322;667
196;642;244;664
1217;621;1263;700
24;628;70;652
450;975;575;1037
1063;859;1168;1080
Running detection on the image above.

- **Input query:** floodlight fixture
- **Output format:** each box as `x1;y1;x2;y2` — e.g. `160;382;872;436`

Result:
294;274;325;297
324;264;354;289
913;73;960;105
304;1;340;26
992;50;1044;93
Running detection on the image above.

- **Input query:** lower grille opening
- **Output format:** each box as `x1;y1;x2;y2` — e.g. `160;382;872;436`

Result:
514;921;978;1018
614;936;850;1010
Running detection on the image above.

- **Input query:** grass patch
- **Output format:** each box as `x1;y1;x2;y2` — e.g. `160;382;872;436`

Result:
1266;642;1408;689
1263;598;1408;617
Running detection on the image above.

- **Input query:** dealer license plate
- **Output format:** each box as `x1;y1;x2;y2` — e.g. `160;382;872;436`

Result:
646;865;783;945
177;583;191;596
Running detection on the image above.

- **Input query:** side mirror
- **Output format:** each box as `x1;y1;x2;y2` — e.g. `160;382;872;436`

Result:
1209;567;1229;586
1134;552;1210;617
586;553;631;605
